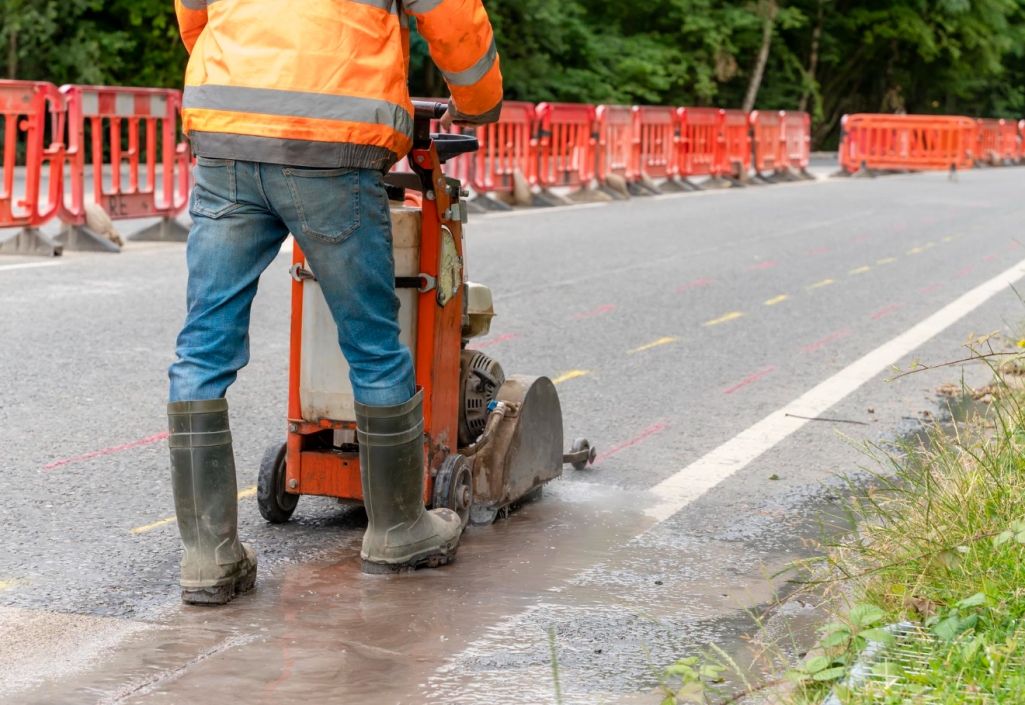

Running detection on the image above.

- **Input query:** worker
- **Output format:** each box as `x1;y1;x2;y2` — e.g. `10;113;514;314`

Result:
169;0;502;605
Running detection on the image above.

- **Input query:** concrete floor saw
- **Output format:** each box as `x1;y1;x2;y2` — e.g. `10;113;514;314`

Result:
258;100;596;539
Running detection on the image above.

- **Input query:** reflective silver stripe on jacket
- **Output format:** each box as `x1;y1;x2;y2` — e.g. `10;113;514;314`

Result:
403;0;445;13
441;37;498;87
348;0;398;12
183;85;413;136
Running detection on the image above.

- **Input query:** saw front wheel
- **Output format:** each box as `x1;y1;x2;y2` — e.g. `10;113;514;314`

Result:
433;454;473;527
258;441;299;524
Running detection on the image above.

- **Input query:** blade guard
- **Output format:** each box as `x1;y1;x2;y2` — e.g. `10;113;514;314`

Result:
470;375;564;523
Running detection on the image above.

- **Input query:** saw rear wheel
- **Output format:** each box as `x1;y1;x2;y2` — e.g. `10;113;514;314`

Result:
258;441;299;524
570;438;595;471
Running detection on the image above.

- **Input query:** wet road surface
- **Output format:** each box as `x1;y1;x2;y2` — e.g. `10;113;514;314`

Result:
2;165;1024;703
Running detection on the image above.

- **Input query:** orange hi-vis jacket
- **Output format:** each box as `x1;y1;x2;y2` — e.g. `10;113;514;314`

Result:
175;0;503;170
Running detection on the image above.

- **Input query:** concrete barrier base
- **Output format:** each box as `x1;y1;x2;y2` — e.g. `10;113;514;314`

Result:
57;224;121;253
0;228;63;257
130;218;191;242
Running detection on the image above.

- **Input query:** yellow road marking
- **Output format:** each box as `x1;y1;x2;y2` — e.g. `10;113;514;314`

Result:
924;242;936;249
907;246;924;255
131;486;258;534
702;312;745;327
627;337;678;354
877;257;897;265
764;295;789;306
0;581;12;590
807;279;835;290
943;236;954;242
849;266;871;275
552;370;590;385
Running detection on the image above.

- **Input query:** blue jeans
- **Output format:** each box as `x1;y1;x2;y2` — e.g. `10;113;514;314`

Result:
168;157;415;408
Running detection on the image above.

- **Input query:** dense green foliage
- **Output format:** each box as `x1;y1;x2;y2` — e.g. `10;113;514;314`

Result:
2;0;1024;146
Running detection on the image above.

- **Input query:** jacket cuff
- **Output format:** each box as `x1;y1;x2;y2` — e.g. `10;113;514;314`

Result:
448;98;503;125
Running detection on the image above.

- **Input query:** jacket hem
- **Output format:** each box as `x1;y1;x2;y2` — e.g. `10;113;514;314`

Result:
189;131;400;170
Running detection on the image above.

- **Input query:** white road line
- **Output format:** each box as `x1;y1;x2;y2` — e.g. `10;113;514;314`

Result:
0;261;63;273
645;255;1025;521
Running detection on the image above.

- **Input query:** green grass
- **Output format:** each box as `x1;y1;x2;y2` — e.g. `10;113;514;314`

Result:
776;359;1025;704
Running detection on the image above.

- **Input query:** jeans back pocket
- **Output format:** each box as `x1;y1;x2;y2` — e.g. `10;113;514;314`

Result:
190;157;243;219
283;167;361;244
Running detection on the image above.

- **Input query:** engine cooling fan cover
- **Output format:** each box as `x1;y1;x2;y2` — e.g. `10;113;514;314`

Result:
458;349;506;447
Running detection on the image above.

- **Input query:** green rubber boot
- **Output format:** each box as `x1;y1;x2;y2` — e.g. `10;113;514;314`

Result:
168;399;257;605
356;389;463;574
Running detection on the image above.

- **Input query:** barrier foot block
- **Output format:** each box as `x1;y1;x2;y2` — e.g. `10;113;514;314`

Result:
657;179;688;193
533;190;574;207
566;187;614;204
851;168;877;180
598;184;630;201
753;173;778;185
58;224;121;253
470;195;513;212
702;177;734;190
130;218;190;243
626;181;655;197
464;199;488;215
0;228;63;257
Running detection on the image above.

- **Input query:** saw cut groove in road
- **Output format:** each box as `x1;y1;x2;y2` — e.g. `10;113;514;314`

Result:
645;256;1025;522
0;261;64;273
42;431;169;471
574;304;615;320
551;370;590;385
466;333;518;350
593;423;668;464
675;278;712;292
627;337;678;354
807;278;835;290
800;330;851;354
131;487;257;534
765;295;789;306
702;311;745;326
722;366;778;394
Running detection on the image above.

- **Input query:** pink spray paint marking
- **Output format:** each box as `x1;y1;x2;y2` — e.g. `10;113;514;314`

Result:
574;304;616;320
806;246;828;255
1009;242;1022;251
854;236;870;244
722;366;778;395
800;329;851;353
984;255;997;262
593;423;668;464
920;282;946;295
43;432;169;471
467;333;519;350
675;278;712;292
747;260;777;272
955;266;975;278
871;303;903;320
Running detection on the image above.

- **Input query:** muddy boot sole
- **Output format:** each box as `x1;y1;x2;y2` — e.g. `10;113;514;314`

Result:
181;562;257;606
361;545;458;575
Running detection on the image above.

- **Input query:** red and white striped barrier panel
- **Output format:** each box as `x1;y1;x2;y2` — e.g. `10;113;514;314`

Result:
58;85;190;247
0;80;67;256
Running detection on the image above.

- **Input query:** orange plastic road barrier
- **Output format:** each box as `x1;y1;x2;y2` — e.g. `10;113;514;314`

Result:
535;102;596;189
749;110;784;175
596;104;637;184
781;111;811;170
976;118;1019;164
676;107;723;178
839;114;976;173
0;80;66;256
721;109;752;178
469;101;537;196
59;85;190;247
634;106;678;180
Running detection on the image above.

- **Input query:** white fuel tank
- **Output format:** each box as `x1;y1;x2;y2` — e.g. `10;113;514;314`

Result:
299;206;421;423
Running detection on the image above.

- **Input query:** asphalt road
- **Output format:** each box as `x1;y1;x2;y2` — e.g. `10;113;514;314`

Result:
2;166;1024;703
